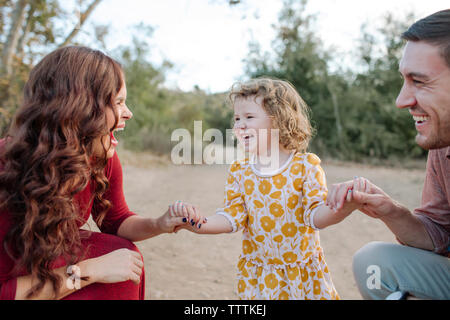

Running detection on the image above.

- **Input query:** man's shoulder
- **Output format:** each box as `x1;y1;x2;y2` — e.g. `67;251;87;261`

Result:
428;146;450;161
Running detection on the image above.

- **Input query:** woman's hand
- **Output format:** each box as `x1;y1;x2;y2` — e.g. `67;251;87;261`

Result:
83;248;144;285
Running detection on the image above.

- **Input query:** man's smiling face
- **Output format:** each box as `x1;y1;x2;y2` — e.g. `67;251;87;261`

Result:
396;41;450;150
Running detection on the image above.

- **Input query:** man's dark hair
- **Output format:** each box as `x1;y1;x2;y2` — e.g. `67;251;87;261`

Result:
402;9;450;67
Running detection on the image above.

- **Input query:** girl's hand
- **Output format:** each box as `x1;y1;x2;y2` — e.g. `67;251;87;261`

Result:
84;248;144;285
169;201;207;231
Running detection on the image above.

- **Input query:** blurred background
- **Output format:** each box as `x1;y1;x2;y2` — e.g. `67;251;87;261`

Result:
1;0;448;163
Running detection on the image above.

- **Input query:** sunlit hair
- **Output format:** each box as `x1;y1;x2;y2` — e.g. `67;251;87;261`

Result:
402;9;450;68
0;46;123;298
229;77;313;153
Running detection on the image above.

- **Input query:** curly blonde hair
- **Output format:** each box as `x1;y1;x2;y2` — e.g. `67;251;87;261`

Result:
229;77;313;153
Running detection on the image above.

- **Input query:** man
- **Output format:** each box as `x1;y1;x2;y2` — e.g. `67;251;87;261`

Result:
327;9;450;300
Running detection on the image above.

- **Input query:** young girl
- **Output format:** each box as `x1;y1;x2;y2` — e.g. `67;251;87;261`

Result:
171;78;358;300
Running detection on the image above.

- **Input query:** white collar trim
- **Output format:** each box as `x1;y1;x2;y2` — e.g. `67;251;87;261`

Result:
250;151;295;177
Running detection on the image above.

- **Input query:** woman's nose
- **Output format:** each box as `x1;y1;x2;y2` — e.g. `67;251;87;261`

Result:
122;104;133;120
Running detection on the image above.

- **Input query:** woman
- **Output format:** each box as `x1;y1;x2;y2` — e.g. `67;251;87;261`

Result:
0;46;184;300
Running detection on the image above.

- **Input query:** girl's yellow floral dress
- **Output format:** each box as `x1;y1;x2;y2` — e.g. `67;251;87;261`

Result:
216;152;340;300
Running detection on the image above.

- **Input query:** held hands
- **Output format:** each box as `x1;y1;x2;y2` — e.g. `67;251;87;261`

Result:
168;200;208;232
326;176;398;219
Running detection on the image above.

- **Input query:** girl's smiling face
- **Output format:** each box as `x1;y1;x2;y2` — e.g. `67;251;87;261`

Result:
233;95;275;155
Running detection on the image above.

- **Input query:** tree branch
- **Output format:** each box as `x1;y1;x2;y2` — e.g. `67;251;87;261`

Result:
2;0;29;76
58;0;102;48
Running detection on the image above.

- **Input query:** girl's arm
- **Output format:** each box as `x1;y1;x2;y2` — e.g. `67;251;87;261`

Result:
176;214;233;234
169;201;233;234
312;201;357;229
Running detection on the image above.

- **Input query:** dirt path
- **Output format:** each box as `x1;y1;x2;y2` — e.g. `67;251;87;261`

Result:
88;150;426;300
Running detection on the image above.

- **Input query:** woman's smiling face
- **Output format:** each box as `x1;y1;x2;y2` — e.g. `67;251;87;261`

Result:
93;83;133;159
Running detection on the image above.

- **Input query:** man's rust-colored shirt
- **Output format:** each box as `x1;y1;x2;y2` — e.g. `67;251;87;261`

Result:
414;146;450;256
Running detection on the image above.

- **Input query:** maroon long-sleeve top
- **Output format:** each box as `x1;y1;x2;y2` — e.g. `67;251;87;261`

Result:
0;139;136;299
414;146;450;257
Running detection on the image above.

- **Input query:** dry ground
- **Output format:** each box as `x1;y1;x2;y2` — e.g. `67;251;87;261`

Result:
86;149;426;300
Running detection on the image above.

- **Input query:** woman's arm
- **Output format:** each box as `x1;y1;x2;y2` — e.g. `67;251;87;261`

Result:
14;260;95;300
116;209;188;241
14;247;143;300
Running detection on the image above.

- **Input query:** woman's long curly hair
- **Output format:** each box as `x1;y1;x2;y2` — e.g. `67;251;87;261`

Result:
0;46;123;298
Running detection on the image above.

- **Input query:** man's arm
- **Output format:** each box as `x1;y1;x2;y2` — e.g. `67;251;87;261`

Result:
352;189;434;250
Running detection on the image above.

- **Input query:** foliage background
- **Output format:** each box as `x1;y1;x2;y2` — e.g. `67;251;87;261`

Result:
0;0;426;163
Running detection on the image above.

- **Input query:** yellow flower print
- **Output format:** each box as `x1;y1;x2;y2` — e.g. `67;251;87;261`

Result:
242;240;254;254
258;180;272;195
307;154;320;166
244;179;255;195
290;163;303;175
287;266;299;280
279;291;289;300
249;279;258;286
238;258;246;270
317;270;324;279
315;170;325;187
308;189;319;197
270;191;281;199
298;226;308;234
295;207;304;224
269;203;284;217
238;280;246;293
227;189;240;201
253;200;264;208
276;269;284;278
226;203;244;217
282;251;298;264
255;235;265;242
244;167;252;176
260;216;275;232
300;237;309;251
230;162;241;172
273;235;283;243
287;194;299;209
281;223;297;237
257;267;263;277
227;174;234;184
313;280;321;295
293;178;302;192
268;257;284;265
248;213;254;225
264;273;278;290
272;174;287;189
301;268;309;282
